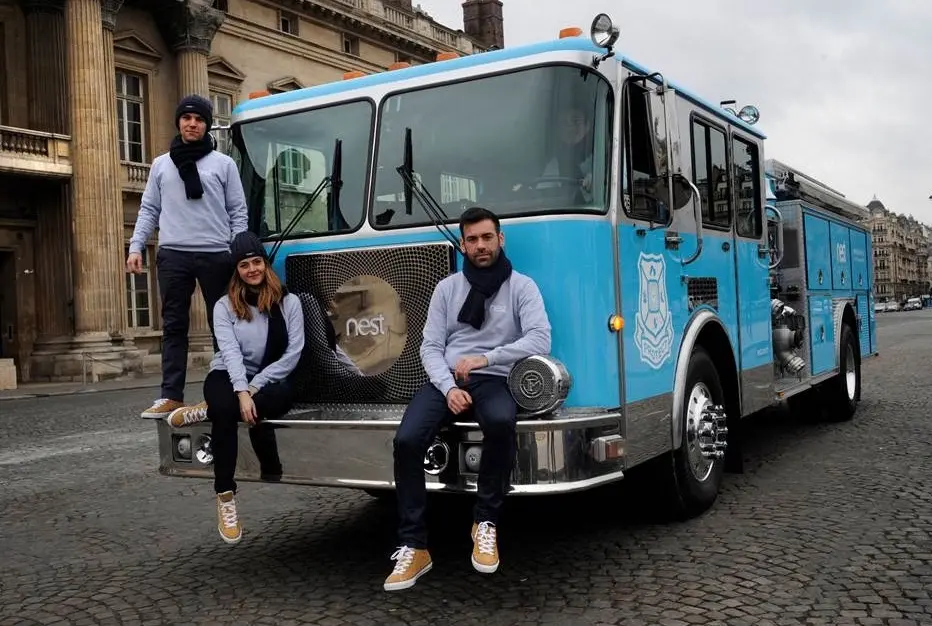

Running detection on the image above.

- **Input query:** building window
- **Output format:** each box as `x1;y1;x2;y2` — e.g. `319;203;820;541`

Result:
279;11;298;35
210;91;233;154
116;70;146;163
125;245;151;328
0;24;6;125
343;34;359;55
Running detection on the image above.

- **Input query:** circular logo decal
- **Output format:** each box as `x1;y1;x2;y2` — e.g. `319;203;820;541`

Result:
328;275;407;376
519;370;545;399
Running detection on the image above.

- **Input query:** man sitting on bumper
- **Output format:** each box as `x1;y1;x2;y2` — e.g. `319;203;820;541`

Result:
384;206;552;591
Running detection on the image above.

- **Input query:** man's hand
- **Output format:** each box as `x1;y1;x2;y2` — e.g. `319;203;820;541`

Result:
238;391;257;425
125;252;143;274
454;355;489;382
446;388;472;415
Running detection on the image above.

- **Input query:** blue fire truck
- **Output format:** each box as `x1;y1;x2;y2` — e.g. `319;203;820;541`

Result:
149;13;877;519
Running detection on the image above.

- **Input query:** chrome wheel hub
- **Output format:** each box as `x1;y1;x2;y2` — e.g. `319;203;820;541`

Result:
845;349;856;401
685;383;728;482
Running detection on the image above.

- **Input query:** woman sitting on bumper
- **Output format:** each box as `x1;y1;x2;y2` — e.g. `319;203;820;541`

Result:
173;230;304;544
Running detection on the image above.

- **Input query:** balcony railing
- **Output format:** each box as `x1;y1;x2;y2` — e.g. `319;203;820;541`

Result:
0;125;72;178
318;0;479;54
121;161;151;193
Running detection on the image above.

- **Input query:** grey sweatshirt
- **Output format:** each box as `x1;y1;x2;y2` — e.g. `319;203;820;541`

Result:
128;150;248;254
421;270;552;397
210;293;305;393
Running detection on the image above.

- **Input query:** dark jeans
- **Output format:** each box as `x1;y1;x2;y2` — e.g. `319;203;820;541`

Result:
393;374;518;549
204;368;294;494
156;247;233;401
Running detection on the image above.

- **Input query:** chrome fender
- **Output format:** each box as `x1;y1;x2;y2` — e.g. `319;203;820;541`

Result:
670;310;736;451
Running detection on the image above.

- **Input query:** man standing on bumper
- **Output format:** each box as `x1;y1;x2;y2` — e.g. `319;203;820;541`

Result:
127;94;248;419
384;206;552;592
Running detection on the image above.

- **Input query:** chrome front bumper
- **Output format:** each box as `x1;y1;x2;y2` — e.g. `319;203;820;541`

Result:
150;405;626;495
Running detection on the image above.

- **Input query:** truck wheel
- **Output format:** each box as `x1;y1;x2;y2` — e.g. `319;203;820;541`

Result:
825;323;861;421
653;346;729;520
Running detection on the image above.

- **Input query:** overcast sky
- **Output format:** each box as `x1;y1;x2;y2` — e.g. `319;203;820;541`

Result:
417;0;932;223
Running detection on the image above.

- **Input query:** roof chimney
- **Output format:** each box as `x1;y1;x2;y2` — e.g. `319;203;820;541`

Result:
462;0;504;50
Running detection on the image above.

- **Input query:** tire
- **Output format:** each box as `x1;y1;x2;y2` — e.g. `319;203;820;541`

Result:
647;346;729;521
824;323;861;421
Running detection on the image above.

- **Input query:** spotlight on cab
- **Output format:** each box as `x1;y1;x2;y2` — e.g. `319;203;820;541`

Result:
590;13;620;51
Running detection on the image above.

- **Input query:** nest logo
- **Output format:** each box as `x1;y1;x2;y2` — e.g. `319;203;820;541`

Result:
345;314;386;337
329;275;407;376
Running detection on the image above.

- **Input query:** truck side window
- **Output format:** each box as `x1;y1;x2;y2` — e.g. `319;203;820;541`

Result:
622;82;666;223
733;136;762;238
691;119;731;229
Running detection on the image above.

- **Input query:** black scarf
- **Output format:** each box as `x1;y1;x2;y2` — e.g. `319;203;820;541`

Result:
457;249;513;330
169;134;214;200
246;289;289;369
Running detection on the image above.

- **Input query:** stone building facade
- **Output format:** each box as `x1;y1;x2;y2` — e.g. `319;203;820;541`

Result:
0;0;504;382
868;197;931;302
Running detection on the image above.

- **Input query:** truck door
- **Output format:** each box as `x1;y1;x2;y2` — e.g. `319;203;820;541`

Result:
731;133;773;414
617;76;687;418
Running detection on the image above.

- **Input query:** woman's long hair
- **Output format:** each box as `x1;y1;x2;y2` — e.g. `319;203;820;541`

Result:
228;261;284;321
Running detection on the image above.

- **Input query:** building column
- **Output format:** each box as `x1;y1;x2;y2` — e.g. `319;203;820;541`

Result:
156;0;225;358
23;0;68;133
37;0;142;381
155;0;224;98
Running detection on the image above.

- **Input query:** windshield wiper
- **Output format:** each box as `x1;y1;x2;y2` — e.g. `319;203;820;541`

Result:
326;138;349;232
395;127;460;248
267;139;341;264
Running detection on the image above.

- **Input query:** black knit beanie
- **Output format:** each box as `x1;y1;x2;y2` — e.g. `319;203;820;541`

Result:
230;231;268;266
175;94;213;130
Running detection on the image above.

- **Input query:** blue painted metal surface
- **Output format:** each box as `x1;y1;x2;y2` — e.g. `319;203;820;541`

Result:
269;219;621;409
808;295;836;375
829;220;852;290
849;229;869;292
856;294;871;358
803;213;831;289
232;36;766;139
734;238;773;369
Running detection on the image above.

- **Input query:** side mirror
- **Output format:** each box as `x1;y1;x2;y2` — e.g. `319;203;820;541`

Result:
670;173;694;211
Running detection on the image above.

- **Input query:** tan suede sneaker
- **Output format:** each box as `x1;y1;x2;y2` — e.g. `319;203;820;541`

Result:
383;546;432;591
216;491;242;544
140;398;185;419
168;401;208;427
471;521;499;573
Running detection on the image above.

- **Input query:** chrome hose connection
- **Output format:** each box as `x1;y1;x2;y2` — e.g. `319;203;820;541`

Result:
771;298;807;375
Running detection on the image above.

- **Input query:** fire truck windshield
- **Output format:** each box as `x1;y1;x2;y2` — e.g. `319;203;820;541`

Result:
232;98;373;240
370;64;613;229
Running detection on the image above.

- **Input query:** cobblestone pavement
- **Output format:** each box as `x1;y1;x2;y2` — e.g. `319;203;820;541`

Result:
1;311;930;626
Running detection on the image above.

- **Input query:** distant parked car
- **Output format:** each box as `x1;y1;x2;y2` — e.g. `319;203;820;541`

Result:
885;301;901;312
874;302;886;313
903;297;922;311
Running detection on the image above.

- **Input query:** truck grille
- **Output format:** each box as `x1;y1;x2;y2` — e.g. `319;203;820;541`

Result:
285;242;456;404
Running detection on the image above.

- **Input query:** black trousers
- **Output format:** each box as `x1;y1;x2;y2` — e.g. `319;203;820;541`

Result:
393;374;518;549
204;369;294;494
156;247;233;402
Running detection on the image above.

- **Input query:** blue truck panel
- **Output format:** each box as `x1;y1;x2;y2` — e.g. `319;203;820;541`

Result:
856;294;871;358
804;213;831;289
829;221;852;290
808;295;836;375
849;229;869;292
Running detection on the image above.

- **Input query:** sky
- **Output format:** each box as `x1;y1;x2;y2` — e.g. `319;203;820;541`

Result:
415;0;932;223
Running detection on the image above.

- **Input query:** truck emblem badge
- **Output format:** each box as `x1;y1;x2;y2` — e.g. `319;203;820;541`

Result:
634;252;674;370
